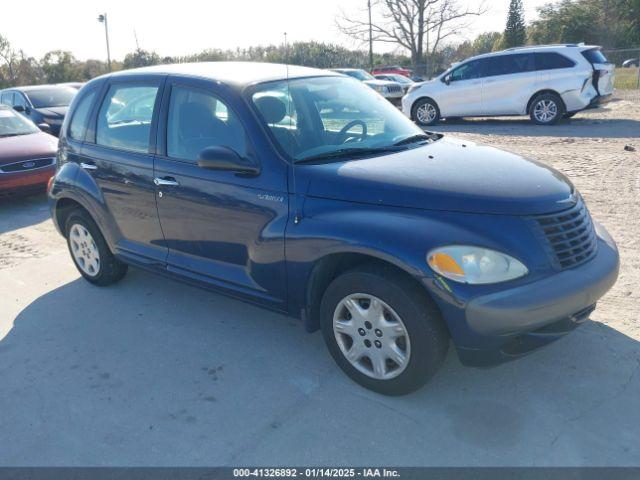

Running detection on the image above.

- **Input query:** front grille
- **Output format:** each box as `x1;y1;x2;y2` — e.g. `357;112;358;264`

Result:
530;197;597;270
0;157;55;173
388;85;403;94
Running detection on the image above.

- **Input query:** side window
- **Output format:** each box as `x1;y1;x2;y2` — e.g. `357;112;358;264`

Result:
535;52;575;70
13;93;27;108
96;84;159;153
166;85;248;162
450;60;484;82
485;54;535;77
252;86;298;157
0;92;13;105
68;90;97;141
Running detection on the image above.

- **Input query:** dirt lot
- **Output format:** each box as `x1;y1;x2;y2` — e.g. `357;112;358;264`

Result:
0;93;638;466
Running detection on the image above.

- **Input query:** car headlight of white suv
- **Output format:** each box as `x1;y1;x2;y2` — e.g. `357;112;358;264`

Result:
427;245;528;284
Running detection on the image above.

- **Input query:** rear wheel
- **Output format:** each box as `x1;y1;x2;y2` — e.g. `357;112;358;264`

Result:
529;92;564;125
320;264;448;395
65;209;128;286
412;98;440;126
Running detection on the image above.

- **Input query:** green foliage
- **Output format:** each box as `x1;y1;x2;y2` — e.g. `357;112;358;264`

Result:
123;49;161;69
504;0;527;48
528;0;640;49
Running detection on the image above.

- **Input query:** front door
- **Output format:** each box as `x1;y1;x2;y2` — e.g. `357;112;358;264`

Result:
439;59;485;116
81;78;167;265
153;79;288;308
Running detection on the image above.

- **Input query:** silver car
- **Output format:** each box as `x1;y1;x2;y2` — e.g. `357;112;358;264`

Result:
402;44;615;126
332;69;404;106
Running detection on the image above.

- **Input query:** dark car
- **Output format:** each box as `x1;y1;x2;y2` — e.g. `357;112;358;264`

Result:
622;58;639;68
48;62;619;395
0;84;77;136
0;105;57;196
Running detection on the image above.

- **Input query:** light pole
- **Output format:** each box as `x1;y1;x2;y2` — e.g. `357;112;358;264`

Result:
97;13;111;72
367;0;374;72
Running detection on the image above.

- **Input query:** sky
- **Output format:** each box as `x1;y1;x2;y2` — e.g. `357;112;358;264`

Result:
1;0;552;61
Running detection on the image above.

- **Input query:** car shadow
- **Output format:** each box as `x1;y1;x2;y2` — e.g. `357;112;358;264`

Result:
428;115;640;139
1;268;639;465
0;193;51;234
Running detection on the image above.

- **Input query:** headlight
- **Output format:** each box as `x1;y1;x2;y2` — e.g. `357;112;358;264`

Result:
372;85;385;93
427;246;528;284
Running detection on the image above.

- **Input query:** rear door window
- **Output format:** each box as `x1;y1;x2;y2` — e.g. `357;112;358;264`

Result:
0;92;13;105
96;84;159;153
535;52;575;70
68;90;97;141
485;54;535;77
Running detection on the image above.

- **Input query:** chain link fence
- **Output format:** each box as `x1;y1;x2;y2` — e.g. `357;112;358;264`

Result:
601;48;639;90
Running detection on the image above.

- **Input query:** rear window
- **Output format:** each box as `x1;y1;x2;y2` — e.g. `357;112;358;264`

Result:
535;52;575;70
68;90;97;141
581;49;608;64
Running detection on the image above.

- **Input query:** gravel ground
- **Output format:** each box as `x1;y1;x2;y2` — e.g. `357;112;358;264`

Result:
0;92;638;466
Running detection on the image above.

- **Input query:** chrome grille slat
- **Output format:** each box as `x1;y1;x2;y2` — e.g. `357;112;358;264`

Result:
530;197;598;270
0;157;55;173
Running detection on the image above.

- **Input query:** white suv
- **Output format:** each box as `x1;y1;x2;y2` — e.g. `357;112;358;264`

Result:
402;44;615;126
332;69;405;106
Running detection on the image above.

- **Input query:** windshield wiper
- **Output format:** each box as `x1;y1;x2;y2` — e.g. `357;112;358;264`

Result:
296;146;403;164
393;133;439;146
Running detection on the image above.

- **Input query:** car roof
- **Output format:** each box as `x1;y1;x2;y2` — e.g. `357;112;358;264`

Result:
105;62;341;87
1;84;74;92
465;44;601;62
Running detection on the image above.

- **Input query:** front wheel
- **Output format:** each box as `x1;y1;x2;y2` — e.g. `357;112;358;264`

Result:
320;264;449;395
529;93;564;125
412;98;440;126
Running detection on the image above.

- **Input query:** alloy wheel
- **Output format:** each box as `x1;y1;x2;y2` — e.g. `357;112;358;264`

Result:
533;99;558;123
69;223;101;277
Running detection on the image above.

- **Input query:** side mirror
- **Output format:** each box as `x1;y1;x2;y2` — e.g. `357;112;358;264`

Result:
197;146;259;176
37;123;52;134
13;105;25;112
443;75;451;85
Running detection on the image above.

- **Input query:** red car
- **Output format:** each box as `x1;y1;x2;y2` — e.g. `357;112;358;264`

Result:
0;105;57;197
371;65;413;78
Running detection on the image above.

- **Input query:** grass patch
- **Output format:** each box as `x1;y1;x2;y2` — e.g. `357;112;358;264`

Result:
615;67;639;89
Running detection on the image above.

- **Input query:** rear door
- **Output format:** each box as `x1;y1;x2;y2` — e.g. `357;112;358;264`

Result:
581;48;615;96
80;76;168;266
482;53;536;115
439;59;486;116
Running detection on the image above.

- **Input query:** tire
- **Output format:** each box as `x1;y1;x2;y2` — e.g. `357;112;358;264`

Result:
412;98;440;126
65;209;128;286
529;92;564;125
320;264;449;395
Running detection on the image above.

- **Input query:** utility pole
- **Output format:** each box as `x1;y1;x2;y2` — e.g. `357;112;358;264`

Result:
97;13;112;72
368;0;374;72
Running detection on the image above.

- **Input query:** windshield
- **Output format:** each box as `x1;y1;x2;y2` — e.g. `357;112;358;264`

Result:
391;75;413;84
26;87;76;108
0;108;40;136
251;76;430;163
341;70;374;81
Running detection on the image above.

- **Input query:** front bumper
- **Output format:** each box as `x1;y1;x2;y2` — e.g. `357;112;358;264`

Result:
456;229;619;366
0;166;55;196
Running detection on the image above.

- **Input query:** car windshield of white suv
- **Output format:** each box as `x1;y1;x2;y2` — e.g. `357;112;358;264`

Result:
26;87;76;108
0;108;40;137
251;76;437;163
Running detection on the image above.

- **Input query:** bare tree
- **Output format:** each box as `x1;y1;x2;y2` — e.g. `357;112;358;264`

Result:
0;34;18;85
338;0;486;75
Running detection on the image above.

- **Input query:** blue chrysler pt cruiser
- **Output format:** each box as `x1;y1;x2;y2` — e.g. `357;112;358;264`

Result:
48;63;619;395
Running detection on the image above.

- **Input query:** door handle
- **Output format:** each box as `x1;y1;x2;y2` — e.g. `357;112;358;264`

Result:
154;176;180;187
80;162;97;170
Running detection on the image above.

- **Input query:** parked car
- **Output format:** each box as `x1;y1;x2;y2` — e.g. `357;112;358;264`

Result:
331;68;404;106
0;105;57;196
0;84;77;136
58;82;86;90
403;44;615;126
372;65;413;78
374;73;416;93
621;58;639;68
49;62;619;395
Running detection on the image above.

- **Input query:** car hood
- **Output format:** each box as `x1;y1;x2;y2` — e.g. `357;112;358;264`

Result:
36;106;68;118
297;136;575;215
0;132;58;165
364;79;398;87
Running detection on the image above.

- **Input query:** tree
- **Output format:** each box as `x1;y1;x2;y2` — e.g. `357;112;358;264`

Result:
123;49;161;69
503;0;526;48
338;0;486;75
41;51;81;83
